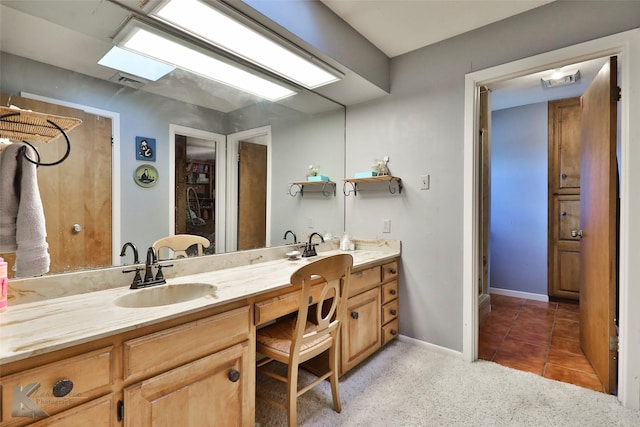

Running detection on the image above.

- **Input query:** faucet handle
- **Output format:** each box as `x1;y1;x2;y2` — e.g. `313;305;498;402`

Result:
155;263;174;281
123;267;143;288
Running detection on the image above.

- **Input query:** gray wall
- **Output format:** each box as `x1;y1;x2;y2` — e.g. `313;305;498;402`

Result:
344;1;640;351
490;103;548;296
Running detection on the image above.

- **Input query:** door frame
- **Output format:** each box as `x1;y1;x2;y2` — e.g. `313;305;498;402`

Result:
225;126;272;252
169;125;226;252
462;29;639;408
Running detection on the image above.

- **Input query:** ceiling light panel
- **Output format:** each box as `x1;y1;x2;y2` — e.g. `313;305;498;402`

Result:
151;0;340;89
98;46;175;81
119;24;296;101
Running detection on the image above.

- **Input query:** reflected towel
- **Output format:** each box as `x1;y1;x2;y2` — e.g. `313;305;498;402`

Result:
0;143;50;277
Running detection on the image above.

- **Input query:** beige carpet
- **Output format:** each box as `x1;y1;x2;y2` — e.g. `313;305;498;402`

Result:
255;339;640;426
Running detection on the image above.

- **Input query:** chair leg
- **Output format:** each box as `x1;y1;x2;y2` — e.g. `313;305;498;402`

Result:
329;344;342;413
287;362;298;427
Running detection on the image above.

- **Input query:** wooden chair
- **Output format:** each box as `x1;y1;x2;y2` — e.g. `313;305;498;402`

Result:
152;234;210;260
256;254;353;427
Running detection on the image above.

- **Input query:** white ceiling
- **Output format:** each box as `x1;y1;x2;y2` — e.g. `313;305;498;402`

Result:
321;0;610;110
321;0;555;58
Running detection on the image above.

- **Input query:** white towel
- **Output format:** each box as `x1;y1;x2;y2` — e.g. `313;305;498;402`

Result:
0;143;50;277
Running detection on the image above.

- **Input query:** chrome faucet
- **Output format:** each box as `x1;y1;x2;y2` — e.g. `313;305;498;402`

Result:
119;242;139;264
302;232;324;257
283;230;297;244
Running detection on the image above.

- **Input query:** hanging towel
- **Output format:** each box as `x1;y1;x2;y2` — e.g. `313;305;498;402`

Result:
0;143;50;277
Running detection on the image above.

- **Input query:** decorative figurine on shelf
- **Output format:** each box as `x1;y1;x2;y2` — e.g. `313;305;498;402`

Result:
373;156;390;176
307;164;319;177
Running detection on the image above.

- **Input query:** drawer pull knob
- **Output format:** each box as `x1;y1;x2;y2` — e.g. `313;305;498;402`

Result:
390;309;397;316
309;296;313;304
390;329;398;336
52;379;74;397
228;369;241;383
389;269;396;274
351;311;359;320
389;289;397;295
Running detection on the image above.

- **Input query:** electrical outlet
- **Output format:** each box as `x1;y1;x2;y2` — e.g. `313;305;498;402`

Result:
420;174;430;190
383;219;391;233
307;217;314;228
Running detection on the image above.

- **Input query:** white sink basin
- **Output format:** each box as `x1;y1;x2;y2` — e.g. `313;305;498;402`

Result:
114;283;217;308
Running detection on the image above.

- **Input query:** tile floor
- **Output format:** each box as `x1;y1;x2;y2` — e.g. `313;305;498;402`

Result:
479;294;605;393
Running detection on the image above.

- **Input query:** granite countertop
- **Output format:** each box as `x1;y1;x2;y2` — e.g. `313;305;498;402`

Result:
0;246;400;365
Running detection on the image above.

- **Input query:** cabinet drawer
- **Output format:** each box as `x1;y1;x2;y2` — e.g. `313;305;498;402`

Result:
381;280;398;305
124;306;249;382
382;261;398;282
382;318;399;345
255;283;325;325
348;266;380;297
1;347;114;425
382;299;399;325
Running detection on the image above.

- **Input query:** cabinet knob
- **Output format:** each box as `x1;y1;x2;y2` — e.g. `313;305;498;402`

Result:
228;369;241;383
351;311;359;320
561;211;567;217
52;379;74;397
561;173;568;180
390;309;397;316
389;269;396;274
390;329;398;336
389;289;397;295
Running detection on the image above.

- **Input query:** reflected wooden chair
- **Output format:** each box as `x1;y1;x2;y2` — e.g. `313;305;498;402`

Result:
152;234;210;260
256;254;353;427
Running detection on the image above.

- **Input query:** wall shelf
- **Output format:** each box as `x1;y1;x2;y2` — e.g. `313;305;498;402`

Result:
343;176;403;196
288;180;336;197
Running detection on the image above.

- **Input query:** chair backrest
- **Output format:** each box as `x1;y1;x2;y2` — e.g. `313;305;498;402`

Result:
289;254;353;358
152;234;210;260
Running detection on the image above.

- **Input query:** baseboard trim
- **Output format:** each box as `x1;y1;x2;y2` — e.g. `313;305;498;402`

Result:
490;287;548;302
397;335;464;359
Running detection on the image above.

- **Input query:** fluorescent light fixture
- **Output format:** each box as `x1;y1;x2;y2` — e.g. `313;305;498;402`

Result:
151;0;341;89
98;46;175;81
541;70;580;88
120;25;296;101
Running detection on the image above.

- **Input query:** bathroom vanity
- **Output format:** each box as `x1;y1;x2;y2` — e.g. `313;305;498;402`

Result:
0;240;400;426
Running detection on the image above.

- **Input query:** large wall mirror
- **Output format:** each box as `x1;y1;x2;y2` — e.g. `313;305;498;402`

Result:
0;0;346;277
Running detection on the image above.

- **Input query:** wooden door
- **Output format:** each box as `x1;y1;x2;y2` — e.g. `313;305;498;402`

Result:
238;141;266;250
124;342;251;426
0;94;112;276
579;56;618;394
548;97;582;300
478;86;491;320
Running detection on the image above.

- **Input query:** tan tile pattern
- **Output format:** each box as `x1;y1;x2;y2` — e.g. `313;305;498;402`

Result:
479;296;606;393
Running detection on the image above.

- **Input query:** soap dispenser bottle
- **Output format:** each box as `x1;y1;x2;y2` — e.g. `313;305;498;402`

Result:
340;233;351;251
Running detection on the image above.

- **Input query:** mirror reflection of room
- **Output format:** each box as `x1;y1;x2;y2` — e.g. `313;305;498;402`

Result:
175;135;216;255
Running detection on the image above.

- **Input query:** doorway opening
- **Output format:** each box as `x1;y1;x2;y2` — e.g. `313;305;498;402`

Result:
477;56;619;393
462;30;637;407
169;125;226;253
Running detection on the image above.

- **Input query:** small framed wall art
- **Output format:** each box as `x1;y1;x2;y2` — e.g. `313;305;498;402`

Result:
134;164;158;188
136;136;156;161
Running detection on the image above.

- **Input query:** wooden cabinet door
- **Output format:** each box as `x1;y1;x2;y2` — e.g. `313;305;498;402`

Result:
124;342;252;427
31;394;115;427
548;97;582;300
341;287;380;374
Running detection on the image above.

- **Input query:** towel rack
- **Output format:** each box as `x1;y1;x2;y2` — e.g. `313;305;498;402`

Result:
0;106;82;167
